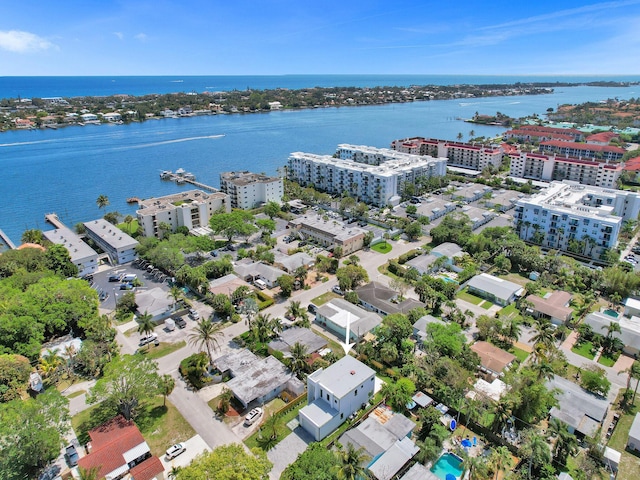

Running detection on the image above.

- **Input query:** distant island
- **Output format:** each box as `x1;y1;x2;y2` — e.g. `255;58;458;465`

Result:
0;81;637;132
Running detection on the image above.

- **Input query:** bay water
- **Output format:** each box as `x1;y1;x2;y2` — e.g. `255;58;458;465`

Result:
1;81;639;246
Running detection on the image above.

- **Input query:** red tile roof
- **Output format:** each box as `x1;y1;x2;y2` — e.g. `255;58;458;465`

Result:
624;157;640;171
77;415;149;480
129;456;164;480
586;132;620;143
540;140;625;154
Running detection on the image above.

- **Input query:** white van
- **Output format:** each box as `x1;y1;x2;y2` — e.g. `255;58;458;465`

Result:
164;318;176;331
122;274;137;283
254;279;267;290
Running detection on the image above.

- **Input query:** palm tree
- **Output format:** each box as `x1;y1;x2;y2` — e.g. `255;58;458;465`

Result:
187;319;224;365
548;419;578;467
488;446;514;480
530;318;556;351
619;360;640;404
160;374;175;407
252;313;276;343
333;442;371;480
123;214;135;234
217;387;233;415
39;350;64;384
491;398;513;435
96;194;110;212
21;228;44;245
601;321;621;354
531;360;555;381
286;300;309;327
169;286;183;311
137;311;155;350
78;466;100;480
503;316;522;345
289;341;309;378
258;413;284;450
462;454;489;480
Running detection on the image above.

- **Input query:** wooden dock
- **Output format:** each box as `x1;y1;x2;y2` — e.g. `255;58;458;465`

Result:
0;228;16;249
181;178;219;193
45;213;66;229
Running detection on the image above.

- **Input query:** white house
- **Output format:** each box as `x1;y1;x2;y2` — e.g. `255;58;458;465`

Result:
627;413;640;453
42;226;98;277
467;273;523;307
316;298;383;343
83;219;139;265
299;356;375;441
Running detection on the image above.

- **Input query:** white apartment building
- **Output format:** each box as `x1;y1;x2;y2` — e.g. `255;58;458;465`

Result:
390;137;503;171
219;171;283;209
299;355;375;441
83;219;139;265
514;180;640;259
509;152;622;188
288;148;446;207
136;189;230;238
43;226;98;277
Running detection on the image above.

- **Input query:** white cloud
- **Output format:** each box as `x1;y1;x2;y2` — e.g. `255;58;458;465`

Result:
134;33;148;42
113;32;124;40
0;30;56;53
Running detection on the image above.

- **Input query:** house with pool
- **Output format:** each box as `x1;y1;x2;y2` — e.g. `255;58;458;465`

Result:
583;310;640;358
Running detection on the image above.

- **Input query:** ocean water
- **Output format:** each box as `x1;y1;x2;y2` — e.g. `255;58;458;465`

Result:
1;80;639;246
2;74;640;99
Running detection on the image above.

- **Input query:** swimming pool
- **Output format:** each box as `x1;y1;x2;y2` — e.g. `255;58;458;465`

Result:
439;276;459;284
603;308;619;318
430;452;464;480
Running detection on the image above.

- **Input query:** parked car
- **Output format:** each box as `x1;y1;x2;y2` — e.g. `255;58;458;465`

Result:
138;333;158;347
188;308;200;320
175;317;187;329
244;407;263;426
65;445;79;467
332;285;344;295
119;283;134;290
165;443;186;460
308;303;318;314
108;274;123;282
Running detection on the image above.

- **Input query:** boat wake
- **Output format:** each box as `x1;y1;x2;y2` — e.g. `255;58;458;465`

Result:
126;134;225;149
0;139;59;148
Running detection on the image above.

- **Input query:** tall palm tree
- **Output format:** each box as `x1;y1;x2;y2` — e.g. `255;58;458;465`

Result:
187;319;224;365
39;350;64;384
289;342;309;378
252;313;275;343
488;446;514;480
96;194;110;212
137;311;155;350
462;454;489;480
531;360;555;381
286;300;309;327
160;374;175;407
491;398;513;435
258;414;284;451
333;442;371;480
548;419;578;467
619;360;640;403
169;286;183;311
530;319;556;351
78;466;100;480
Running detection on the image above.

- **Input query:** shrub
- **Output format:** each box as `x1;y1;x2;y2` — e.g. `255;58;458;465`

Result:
179;352;209;389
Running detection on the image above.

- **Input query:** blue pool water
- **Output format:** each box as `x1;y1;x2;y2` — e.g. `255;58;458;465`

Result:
440;276;459;284
431;453;464;480
603;309;619;318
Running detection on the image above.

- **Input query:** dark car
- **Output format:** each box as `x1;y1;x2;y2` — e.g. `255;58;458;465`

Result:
175;317;187;329
108;274;122;282
308;303;318;314
65;445;79;467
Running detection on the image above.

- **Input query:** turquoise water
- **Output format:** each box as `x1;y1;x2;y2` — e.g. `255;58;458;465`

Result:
440;276;458;284
431;453;464;480
603;309;619;318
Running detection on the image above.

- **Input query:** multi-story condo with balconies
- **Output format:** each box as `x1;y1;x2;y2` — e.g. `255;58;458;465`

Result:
503;125;584;142
43;225;99;276
539;140;626;161
288;146;446;207
219;171;283;209
136;189;229;238
509;152;623;188
83;219;139;265
390;137;502;171
514;180;640;260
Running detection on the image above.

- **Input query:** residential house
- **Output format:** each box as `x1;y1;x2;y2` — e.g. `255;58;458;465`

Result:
458;205;497;230
77;415;164;480
214;349;304;409
288;214;366;256
234;260;287;289
135;288;174;323
525;290;574;325
624;297;640;318
470;341;516;378
338;407;418;480
268;327;327;358
412;314;444;344
356;282;427;316
547;376;609;438
299;355;376;441
276;251;315;274
406;242;463;276
627;413;640;452
466;273;523;307
414;197;456;222
315;298;383;343
583;311;640;357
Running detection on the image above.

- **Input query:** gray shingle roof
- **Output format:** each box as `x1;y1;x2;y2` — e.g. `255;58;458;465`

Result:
268;327;327;357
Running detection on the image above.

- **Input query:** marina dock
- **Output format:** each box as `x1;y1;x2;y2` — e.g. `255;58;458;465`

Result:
45;213;66;229
160;169;219;193
181;178;219;193
0;228;16;249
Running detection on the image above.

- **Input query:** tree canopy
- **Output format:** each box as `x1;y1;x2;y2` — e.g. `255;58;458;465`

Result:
176;444;271;480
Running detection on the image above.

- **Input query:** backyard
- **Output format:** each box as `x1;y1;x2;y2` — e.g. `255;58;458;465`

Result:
607;395;640;480
71;397;195;457
572;340;597;360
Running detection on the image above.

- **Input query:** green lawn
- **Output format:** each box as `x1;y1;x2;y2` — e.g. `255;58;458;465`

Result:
497;272;530;287
311;291;340;306
571;341;596;360
608;396;640;480
136;340;186;360
498;303;522;321
457;288;483;305
510;346;530;363
117;219;139;235
598;353;618;367
371;242;392;254
244;398;307;450
71;397;195;457
67;389;86;399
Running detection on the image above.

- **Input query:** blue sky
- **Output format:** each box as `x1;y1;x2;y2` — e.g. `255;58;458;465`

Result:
1;0;640;75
